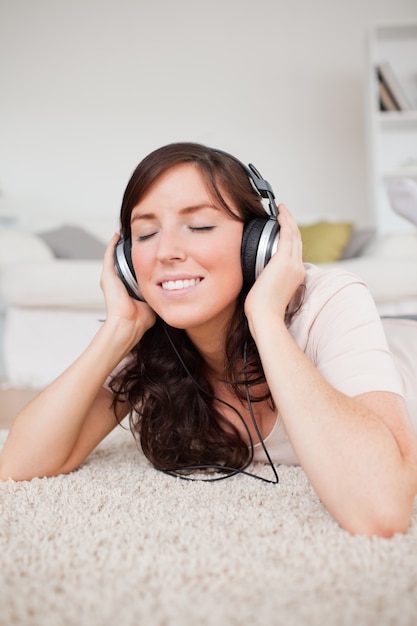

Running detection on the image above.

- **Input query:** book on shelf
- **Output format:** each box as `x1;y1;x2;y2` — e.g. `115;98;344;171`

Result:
378;77;399;111
376;62;413;111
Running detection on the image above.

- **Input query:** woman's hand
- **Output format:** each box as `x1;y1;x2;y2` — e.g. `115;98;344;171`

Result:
244;204;305;326
0;233;155;482
100;234;156;346
242;205;417;536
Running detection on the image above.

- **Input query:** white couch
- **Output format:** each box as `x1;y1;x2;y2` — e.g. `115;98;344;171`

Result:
0;214;116;387
321;231;417;315
0;214;416;388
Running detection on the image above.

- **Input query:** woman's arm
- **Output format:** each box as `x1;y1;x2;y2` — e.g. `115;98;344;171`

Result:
245;205;417;537
252;317;417;536
0;235;156;481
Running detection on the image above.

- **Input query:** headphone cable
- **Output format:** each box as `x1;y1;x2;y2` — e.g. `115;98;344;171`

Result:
160;325;279;484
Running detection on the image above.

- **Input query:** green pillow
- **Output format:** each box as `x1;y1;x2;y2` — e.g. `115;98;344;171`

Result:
299;221;353;263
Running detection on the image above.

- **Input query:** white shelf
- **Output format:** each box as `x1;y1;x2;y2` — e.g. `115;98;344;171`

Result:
377;111;417;128
367;21;417;234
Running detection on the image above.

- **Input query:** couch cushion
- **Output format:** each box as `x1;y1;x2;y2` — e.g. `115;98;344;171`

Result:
0;230;54;271
364;232;417;259
299;221;353;263
320;257;417;303
339;228;375;259
38;225;106;259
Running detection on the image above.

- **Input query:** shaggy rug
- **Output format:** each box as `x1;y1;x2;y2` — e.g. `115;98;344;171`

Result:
1;426;417;626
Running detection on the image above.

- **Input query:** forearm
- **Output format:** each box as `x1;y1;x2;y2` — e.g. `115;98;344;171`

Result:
249;313;417;535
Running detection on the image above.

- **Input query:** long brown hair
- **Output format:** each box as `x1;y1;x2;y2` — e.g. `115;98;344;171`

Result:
110;142;302;471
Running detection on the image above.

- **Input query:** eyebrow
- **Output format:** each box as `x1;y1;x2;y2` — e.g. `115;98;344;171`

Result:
130;203;220;223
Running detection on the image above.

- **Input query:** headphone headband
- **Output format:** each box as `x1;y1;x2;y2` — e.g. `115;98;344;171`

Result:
212;148;278;218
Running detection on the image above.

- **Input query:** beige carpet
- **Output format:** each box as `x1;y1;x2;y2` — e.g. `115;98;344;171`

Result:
1;426;417;626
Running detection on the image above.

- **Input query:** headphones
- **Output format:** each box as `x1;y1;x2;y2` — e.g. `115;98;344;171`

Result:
114;149;280;301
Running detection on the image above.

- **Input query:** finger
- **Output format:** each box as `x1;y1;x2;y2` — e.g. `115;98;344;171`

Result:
103;233;121;271
278;204;299;234
277;205;303;256
276;206;296;253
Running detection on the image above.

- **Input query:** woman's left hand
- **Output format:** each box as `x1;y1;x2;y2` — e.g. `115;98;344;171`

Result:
244;203;305;326
243;205;417;537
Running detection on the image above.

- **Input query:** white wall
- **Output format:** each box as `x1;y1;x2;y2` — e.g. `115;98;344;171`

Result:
1;0;416;228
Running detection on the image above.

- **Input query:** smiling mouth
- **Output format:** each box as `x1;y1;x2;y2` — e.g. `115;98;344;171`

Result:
161;278;201;291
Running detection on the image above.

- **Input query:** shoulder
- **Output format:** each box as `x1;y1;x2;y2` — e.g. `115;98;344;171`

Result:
293;263;375;334
290;264;404;398
290;262;385;362
303;262;368;301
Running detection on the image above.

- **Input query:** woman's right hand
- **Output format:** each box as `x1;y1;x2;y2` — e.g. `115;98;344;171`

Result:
100;234;156;348
0;233;156;482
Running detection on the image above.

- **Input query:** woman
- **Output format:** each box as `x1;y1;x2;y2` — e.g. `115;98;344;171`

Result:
1;142;416;537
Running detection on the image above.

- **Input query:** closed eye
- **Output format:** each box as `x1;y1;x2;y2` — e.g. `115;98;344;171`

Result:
136;232;157;242
136;226;216;241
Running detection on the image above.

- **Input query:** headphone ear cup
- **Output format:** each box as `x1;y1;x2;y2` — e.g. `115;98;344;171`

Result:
114;236;145;301
241;219;264;286
241;218;280;286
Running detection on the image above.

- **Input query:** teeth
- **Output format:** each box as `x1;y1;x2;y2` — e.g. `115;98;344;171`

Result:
162;278;201;291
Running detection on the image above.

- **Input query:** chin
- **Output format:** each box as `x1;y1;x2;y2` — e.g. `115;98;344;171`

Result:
158;314;203;331
153;304;202;328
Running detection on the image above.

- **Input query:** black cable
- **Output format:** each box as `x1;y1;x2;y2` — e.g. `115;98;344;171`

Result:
242;340;279;483
159;325;279;484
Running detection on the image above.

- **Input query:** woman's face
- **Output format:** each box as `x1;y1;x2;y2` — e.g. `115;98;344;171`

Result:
129;163;244;337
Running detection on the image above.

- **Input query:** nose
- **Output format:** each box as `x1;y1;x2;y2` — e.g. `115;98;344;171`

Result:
156;227;186;263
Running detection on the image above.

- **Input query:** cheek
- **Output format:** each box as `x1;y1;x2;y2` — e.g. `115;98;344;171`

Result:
130;245;151;284
225;240;242;273
226;226;243;262
214;232;244;285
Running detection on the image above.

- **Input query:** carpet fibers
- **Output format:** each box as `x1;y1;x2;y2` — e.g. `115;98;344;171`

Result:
1;426;417;626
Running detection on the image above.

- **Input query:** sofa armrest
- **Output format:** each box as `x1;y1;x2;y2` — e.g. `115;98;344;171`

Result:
0;260;105;309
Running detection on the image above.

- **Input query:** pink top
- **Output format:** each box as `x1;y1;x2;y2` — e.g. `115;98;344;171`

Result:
252;263;411;465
